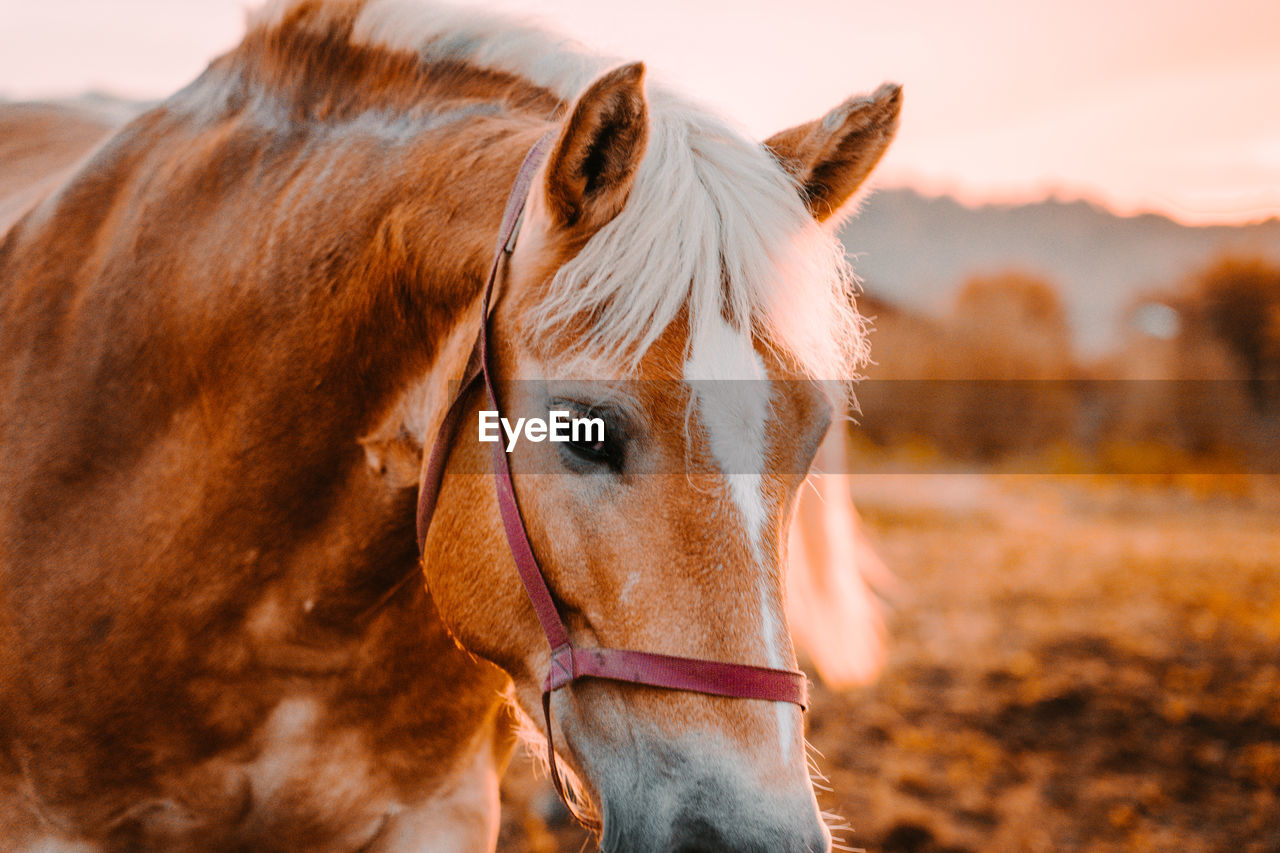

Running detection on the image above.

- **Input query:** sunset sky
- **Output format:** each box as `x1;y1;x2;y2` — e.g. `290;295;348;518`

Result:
2;0;1277;225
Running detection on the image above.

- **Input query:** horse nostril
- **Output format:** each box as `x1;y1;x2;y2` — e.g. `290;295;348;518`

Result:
668;815;827;853
668;814;727;852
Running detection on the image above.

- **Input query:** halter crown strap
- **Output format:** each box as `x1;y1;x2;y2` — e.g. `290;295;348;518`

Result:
415;131;809;823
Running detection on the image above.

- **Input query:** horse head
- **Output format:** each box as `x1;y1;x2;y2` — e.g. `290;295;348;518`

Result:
419;62;901;852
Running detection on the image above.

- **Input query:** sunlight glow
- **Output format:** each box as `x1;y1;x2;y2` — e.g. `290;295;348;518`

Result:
1;0;1276;225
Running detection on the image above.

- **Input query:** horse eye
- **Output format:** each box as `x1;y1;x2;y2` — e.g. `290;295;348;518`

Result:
552;399;627;472
564;432;622;469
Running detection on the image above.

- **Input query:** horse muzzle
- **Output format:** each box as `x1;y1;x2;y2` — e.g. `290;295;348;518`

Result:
580;731;830;853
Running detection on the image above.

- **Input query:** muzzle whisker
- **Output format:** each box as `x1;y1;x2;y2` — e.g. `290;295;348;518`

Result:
806;737;859;852
806;738;834;792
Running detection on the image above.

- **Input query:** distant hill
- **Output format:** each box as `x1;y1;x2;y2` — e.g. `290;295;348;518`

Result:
6;93;1278;357
840;189;1280;355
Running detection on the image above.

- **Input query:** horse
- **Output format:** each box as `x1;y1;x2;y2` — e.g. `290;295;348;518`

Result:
0;1;900;849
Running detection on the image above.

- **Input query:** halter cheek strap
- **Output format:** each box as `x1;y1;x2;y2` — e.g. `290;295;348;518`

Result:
415;131;808;822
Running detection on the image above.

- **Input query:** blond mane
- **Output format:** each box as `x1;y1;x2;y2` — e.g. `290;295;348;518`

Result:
250;0;869;384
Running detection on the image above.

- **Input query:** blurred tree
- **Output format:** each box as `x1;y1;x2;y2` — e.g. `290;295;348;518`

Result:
954;271;1070;337
952;271;1072;373
1269;302;1280;369
943;271;1075;458
1185;256;1280;412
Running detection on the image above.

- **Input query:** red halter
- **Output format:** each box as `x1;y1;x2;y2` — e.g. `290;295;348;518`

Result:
415;131;809;818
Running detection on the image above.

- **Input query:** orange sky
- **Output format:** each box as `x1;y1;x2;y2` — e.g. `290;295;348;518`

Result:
3;0;1277;225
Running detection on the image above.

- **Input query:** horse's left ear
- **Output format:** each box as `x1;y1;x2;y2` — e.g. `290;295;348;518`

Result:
544;62;649;236
765;83;902;223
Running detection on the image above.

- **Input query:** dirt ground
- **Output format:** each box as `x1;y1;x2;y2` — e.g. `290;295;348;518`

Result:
498;473;1280;852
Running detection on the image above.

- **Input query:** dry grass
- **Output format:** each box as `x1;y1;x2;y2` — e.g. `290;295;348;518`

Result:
499;473;1280;852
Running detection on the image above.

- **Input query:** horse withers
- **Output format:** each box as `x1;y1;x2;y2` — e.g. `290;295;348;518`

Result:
0;2;899;850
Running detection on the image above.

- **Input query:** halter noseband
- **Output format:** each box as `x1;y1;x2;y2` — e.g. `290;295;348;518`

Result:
415;131;809;819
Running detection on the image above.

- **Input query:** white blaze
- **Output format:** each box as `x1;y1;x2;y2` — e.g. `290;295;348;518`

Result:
683;315;796;759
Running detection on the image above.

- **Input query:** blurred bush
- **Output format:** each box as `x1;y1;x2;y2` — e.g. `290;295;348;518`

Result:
857;271;1075;460
1183;255;1280;412
1107;254;1280;458
853;257;1280;475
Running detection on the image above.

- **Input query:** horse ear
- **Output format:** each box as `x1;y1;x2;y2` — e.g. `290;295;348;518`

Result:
544;62;648;235
765;83;902;223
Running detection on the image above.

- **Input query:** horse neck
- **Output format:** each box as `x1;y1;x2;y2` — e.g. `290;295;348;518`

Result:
0;79;543;619
0;52;548;833
171;105;541;594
